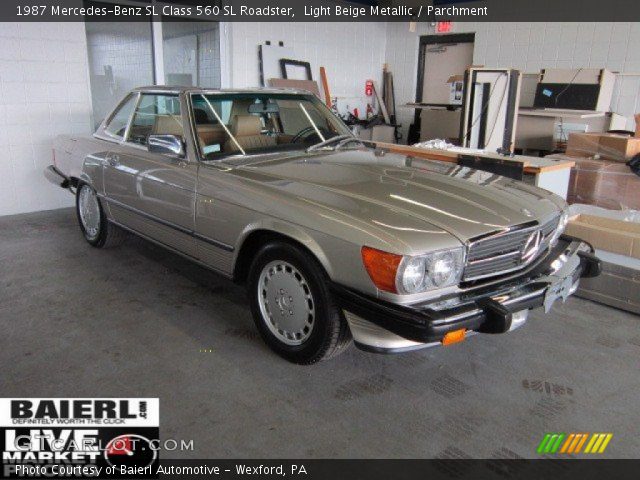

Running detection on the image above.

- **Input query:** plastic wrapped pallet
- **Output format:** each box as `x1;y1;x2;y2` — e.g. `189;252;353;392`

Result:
566;132;640;162
546;153;640;211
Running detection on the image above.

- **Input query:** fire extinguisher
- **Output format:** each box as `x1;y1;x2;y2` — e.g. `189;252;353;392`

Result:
365;80;373;97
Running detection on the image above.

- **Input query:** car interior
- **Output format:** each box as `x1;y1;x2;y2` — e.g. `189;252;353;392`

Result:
190;94;345;159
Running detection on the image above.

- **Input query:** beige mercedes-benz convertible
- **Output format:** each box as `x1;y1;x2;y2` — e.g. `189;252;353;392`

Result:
45;86;600;364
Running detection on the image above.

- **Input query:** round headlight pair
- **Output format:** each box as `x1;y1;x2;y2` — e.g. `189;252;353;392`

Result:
396;247;464;294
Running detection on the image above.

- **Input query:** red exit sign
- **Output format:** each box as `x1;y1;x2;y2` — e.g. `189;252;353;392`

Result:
436;21;453;33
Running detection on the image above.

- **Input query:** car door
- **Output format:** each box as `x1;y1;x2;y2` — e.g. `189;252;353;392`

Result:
103;92;197;257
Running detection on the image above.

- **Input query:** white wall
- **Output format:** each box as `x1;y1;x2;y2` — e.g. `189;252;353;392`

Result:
228;22;388;101
0;22;92;217
386;22;640;139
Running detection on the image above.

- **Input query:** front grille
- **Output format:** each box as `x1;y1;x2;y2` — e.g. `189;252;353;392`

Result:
463;216;560;281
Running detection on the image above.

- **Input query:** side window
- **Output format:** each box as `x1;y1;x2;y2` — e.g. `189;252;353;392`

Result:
127;94;182;146
104;95;137;139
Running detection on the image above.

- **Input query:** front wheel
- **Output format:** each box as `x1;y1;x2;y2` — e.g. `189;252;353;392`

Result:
247;241;351;364
76;184;126;248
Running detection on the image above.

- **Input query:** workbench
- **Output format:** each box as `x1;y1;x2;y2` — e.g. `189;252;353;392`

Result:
375;142;575;199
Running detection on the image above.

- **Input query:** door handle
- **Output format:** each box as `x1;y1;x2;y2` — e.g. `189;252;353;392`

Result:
107;154;120;166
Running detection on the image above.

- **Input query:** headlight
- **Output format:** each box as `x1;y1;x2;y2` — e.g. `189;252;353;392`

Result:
550;210;569;246
427;249;464;288
398;248;464;293
398;256;427;293
361;246;464;295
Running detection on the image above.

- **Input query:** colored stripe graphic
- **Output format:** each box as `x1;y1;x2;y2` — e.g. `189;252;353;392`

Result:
585;433;613;454
597;434;613;453
538;433;565;453
568;433;584;453
574;433;589;453
537;434;552;454
541;433;612;454
560;433;575;453
550;433;565;453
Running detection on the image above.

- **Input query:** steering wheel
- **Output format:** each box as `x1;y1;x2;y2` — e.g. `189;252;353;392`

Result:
291;126;328;144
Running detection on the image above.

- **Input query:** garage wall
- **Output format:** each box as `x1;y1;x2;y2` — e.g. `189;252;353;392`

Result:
228;22;388;101
0;22;92;217
386;22;640;139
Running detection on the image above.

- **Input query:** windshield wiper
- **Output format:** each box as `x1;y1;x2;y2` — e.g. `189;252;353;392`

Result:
306;134;353;152
335;137;369;150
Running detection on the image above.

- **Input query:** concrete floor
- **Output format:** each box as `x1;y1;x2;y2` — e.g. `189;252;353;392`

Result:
1;208;639;459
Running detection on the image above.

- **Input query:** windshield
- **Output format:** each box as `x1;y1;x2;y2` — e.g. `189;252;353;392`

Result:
190;93;352;159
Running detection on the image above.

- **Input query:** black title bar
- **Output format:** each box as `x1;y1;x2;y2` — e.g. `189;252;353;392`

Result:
2;0;640;22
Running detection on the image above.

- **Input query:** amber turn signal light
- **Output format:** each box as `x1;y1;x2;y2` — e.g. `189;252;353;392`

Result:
442;328;466;346
361;246;402;294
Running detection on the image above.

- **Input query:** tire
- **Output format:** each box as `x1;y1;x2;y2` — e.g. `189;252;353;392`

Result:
76;183;127;248
247;241;352;364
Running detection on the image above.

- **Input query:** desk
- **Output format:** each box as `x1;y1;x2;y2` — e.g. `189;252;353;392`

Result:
516;108;625;151
375;142;575;199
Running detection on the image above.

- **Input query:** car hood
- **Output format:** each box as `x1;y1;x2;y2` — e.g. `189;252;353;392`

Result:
227;149;564;242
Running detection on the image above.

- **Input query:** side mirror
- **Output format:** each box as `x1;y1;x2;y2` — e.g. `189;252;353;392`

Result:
148;134;185;157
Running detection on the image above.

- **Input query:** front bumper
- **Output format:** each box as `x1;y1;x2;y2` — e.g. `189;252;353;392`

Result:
331;236;601;353
44;165;70;188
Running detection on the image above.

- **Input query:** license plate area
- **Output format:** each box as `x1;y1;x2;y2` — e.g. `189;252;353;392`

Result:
543;275;575;313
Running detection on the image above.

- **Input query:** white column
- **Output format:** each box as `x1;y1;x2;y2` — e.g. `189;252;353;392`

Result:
151;0;165;84
219;22;232;88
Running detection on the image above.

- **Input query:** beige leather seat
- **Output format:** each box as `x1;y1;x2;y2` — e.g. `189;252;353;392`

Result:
197;124;226;147
154;115;228;153
152;115;184;137
151;114;211;152
225;115;276;153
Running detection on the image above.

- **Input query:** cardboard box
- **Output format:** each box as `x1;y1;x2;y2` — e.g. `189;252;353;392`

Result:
566;132;640;162
566;214;640;259
548;153;640;210
446;75;464;105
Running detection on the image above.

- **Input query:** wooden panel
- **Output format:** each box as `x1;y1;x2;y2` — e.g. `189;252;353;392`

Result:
267;78;321;98
319;67;331;107
375;142;574;174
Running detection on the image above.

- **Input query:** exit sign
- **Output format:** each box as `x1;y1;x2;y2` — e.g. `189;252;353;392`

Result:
436;21;453;33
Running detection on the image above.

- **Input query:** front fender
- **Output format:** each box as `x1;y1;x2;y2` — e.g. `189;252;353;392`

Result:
235;219;336;278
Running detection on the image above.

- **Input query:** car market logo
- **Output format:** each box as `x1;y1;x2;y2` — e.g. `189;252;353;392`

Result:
537;432;613;454
0;398;159;478
104;434;157;469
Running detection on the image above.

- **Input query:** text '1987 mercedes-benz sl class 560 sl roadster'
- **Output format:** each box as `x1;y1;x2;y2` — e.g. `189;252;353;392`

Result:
45;86;601;364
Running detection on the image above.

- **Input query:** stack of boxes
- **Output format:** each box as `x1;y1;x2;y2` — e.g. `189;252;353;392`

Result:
562;126;640;210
